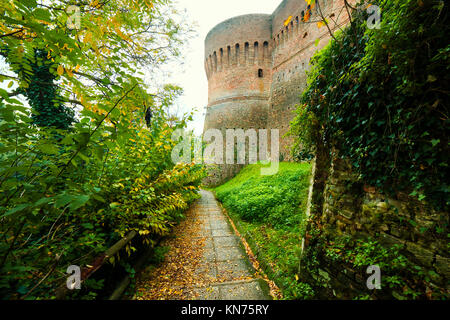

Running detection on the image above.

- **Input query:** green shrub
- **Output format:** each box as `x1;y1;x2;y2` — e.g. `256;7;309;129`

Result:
215;163;311;229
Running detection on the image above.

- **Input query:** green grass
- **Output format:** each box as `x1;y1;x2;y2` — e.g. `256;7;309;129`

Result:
214;162;313;299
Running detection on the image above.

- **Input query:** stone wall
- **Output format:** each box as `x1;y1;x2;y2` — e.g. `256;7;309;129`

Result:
307;155;449;299
268;0;348;160
203;0;351;184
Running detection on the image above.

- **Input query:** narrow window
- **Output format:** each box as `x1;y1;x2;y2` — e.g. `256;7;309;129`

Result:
209;55;212;73
263;41;269;61
258;69;263;78
245;42;249;64
254;41;259;62
227;46;231;66
235;43;240;65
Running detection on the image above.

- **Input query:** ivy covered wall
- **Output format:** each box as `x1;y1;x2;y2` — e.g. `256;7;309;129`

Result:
291;0;449;300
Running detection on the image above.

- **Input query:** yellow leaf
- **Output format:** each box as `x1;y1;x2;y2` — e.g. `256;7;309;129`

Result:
57;65;64;76
66;68;73;77
303;9;311;22
295;274;299;281
304;0;316;9
284;16;292;27
317;21;325;28
83;32;92;44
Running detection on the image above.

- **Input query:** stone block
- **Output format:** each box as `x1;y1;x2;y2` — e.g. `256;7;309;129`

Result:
435;255;450;278
406;242;434;267
379;232;405;248
339;209;354;220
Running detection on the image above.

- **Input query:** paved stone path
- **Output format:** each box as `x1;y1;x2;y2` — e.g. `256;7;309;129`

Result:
192;190;270;300
134;190;270;300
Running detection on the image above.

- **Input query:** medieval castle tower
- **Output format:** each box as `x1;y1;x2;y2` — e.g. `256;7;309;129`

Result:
203;0;349;185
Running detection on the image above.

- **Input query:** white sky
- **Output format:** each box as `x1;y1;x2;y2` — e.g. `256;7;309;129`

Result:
167;0;280;135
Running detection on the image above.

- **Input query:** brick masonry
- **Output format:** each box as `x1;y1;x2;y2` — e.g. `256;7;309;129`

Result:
203;0;349;186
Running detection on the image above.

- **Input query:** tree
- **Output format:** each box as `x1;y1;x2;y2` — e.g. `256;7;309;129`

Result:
0;0;201;299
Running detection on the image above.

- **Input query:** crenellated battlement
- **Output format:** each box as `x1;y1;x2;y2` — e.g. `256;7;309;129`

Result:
205;40;271;79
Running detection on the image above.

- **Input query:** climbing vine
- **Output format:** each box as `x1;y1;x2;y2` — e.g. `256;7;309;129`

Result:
289;0;449;211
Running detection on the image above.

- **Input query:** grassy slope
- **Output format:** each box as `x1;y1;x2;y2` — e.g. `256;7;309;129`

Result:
214;162;312;299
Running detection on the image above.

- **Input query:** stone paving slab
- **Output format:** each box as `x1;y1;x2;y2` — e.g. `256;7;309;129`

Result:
210;220;231;231
213;236;240;248
216;246;245;262
219;280;270;300
216;259;253;281
150;190;270;300
193;286;221;300
211;228;233;237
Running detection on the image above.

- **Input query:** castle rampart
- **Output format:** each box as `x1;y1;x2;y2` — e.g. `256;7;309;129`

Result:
203;0;350;184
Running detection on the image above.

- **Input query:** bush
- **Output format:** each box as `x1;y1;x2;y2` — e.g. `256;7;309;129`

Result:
215;163;311;229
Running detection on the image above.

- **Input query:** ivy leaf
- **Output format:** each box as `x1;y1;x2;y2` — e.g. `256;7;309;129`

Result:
427;75;437;82
431;139;440;147
81;223;94;230
110;202;121;209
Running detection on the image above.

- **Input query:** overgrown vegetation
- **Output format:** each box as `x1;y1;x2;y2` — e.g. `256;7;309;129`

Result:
0;0;204;299
289;0;449;299
290;0;449;211
299;230;449;299
215;162;312;299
